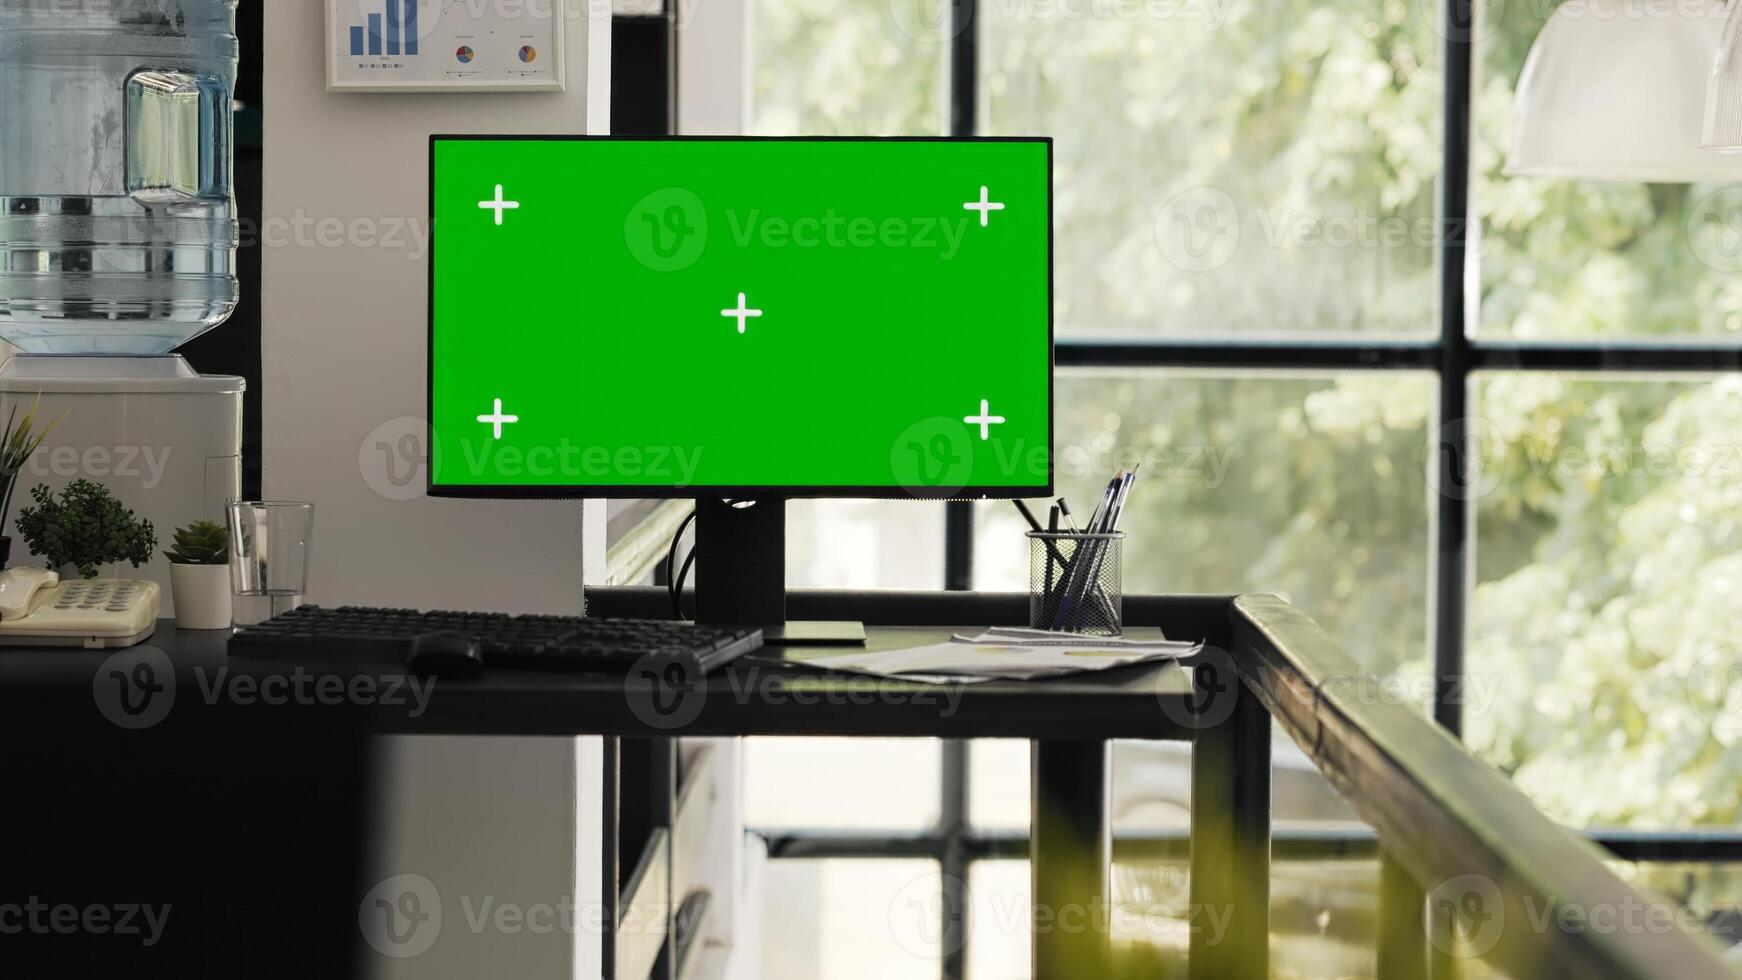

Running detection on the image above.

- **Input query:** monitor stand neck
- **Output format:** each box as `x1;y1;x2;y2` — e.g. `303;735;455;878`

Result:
693;497;786;626
692;498;865;645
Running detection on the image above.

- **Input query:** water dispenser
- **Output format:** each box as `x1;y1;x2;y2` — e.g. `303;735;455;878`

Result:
0;0;239;353
0;0;244;614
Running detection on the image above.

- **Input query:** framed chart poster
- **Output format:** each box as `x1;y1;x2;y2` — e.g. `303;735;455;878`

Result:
326;0;566;92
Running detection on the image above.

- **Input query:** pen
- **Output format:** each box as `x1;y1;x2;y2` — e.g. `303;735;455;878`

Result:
1045;505;1060;599
1096;470;1135;583
1054;475;1122;629
1064;472;1136;630
1099;474;1123;530
1083;474;1120;536
1057;497;1078;533
1014;499;1072;585
1107;467;1138;532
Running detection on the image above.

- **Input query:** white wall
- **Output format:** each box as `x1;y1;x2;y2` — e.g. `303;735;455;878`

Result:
262;2;609;613
366;736;605;979
262;5;612;979
675;0;749;136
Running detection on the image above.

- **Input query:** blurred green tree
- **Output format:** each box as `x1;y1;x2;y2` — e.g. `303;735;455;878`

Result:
752;0;1742;840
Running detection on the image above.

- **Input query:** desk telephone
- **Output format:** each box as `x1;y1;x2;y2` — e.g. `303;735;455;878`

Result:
0;568;160;648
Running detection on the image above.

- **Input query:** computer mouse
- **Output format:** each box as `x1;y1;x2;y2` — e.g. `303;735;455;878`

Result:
405;630;484;677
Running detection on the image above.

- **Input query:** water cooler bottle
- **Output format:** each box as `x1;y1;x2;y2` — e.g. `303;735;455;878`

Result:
0;0;244;610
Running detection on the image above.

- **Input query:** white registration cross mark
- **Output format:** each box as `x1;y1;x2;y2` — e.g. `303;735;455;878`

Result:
963;399;1006;441
477;398;520;439
479;184;520;226
963;186;1005;228
720;292;764;334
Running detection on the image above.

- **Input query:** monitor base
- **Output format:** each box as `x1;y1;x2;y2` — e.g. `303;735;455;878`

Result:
693;499;868;646
761;621;867;646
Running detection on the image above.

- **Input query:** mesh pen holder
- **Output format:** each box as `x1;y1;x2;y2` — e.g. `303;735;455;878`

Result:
1028;531;1124;636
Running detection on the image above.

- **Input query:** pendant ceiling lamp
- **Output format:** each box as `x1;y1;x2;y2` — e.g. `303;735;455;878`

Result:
1511;0;1742;181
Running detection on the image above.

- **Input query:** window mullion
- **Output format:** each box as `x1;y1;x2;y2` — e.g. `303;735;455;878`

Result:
1434;0;1477;737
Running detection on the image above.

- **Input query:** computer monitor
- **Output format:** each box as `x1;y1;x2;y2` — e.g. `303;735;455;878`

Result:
427;136;1053;626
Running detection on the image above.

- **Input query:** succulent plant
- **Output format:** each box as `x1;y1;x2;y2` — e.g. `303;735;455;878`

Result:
164;519;230;566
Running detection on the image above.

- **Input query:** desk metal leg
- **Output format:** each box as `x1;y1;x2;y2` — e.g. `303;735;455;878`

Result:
1189;672;1271;979
1031;739;1110;979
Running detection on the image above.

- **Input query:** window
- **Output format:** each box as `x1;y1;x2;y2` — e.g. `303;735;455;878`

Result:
980;2;1443;337
749;0;946;137
709;0;1742;974
1476;2;1742;341
762;859;946;978
1466;375;1742;829
974;371;1436;678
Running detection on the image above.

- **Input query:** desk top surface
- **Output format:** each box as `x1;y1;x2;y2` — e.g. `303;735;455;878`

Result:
0;622;1210;741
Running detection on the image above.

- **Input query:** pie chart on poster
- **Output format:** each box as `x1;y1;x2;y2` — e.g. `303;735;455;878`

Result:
518;45;537;63
455;45;474;64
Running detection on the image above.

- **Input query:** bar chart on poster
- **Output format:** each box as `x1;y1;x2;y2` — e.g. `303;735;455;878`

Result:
325;0;565;92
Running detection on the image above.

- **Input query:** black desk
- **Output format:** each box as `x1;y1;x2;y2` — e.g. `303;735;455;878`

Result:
0;592;1271;979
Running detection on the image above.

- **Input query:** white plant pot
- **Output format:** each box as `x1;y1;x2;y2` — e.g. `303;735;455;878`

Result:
169;563;232;630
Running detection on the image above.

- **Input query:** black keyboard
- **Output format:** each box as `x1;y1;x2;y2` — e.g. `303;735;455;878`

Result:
227;606;762;675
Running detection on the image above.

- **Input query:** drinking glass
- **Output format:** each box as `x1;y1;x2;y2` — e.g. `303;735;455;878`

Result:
227;501;314;626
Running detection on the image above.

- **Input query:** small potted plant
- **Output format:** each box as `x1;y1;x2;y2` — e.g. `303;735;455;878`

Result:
163;519;231;629
15;479;156;579
0;394;63;568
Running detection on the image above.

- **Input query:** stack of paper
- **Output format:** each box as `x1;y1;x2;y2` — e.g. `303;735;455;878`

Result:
809;627;1202;683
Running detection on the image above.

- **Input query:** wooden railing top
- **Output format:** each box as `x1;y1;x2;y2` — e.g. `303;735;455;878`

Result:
1234;594;1738;980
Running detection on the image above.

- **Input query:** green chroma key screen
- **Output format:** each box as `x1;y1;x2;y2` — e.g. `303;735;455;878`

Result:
428;137;1052;497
